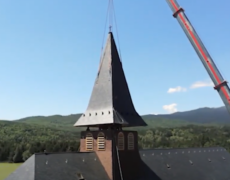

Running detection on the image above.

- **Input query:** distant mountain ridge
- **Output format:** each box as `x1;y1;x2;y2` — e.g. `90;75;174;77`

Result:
18;106;230;123
146;106;230;124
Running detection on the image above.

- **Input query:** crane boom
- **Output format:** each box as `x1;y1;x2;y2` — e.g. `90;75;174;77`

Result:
165;0;230;115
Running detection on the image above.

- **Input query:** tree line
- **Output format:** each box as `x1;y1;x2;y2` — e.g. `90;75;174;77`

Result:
1;120;230;163
138;125;230;151
0;121;80;162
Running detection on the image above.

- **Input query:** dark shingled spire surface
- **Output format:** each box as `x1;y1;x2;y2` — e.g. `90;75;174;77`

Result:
74;32;146;127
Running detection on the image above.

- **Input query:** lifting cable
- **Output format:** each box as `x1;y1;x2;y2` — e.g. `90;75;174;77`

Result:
100;0;112;59
111;0;122;63
97;0;112;75
100;0;123;63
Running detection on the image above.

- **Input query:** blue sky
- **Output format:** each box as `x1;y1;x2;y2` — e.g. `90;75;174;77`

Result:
0;0;230;120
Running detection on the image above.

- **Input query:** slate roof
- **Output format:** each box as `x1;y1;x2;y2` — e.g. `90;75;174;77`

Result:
139;147;230;180
3;154;35;180
4;152;110;180
74;32;147;128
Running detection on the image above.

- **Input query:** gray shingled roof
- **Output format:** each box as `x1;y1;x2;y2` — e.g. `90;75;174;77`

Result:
5;147;230;180
74;32;147;128
139;147;230;180
4;152;110;180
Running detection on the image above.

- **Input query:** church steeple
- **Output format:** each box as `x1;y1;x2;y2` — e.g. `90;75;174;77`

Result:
75;8;146;179
74;32;146;128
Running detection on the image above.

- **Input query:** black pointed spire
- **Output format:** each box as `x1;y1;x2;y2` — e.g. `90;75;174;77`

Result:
74;32;147;127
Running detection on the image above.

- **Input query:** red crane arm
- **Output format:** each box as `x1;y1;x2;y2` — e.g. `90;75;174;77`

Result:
165;0;230;116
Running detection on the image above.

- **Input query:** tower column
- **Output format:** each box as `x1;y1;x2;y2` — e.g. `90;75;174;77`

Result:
79;130;141;180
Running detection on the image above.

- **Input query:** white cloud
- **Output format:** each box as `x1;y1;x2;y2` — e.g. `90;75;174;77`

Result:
167;86;187;93
190;80;214;89
163;103;178;113
152;113;158;115
167;80;214;95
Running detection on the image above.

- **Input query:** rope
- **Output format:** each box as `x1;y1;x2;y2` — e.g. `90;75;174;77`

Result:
115;137;124;180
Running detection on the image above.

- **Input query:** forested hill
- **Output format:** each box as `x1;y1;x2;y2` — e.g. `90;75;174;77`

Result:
11;106;230;129
15;114;83;132
0;120;80;162
1;106;230;163
1;119;230;163
15;114;197;131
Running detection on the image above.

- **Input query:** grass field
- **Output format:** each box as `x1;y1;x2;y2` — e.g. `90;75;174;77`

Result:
0;163;22;180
